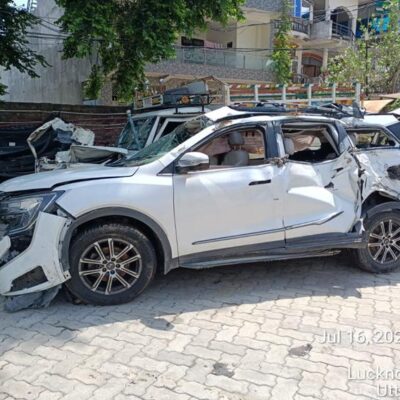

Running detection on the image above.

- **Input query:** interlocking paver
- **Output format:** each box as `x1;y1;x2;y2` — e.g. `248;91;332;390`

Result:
1;379;43;400
176;379;219;400
1;257;400;399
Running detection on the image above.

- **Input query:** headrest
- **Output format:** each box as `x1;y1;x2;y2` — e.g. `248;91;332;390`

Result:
229;131;244;146
284;138;295;155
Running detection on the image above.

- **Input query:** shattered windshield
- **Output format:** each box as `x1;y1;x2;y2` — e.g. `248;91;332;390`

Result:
117;116;156;151
113;116;213;167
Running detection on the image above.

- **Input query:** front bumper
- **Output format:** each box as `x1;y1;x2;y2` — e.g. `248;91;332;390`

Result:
0;212;70;296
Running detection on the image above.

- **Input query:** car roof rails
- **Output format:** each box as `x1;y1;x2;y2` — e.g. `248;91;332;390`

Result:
225;101;359;121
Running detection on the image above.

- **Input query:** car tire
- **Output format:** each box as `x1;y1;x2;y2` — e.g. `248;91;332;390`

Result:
354;211;400;273
66;223;157;305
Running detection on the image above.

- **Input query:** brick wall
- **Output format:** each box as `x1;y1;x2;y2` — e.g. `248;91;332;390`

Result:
0;102;129;146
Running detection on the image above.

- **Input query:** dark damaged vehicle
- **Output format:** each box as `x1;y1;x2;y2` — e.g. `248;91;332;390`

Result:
0;118;95;182
2;106;400;306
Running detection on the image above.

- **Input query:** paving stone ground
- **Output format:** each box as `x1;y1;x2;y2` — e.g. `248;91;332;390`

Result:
1;254;400;399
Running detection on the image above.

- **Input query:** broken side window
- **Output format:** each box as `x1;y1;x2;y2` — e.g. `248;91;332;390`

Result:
347;129;397;149
282;124;339;163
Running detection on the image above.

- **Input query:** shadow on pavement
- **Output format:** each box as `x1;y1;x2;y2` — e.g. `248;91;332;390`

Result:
1;253;399;350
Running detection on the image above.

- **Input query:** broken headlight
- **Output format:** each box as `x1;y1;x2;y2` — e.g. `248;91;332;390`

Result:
0;192;63;236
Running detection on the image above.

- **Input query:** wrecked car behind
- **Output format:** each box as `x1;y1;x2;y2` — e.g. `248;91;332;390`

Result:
0;118;95;182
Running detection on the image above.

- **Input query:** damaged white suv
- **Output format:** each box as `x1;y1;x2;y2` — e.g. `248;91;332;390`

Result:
1;106;400;306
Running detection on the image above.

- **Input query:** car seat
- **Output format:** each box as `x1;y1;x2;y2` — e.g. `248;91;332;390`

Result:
222;132;249;167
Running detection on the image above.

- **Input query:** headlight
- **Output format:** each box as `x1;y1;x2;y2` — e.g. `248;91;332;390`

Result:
0;191;63;236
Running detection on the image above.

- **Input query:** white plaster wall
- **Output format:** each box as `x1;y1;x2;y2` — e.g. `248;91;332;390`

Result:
0;0;94;104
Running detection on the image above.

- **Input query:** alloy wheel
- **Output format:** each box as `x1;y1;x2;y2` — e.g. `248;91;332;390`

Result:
367;219;400;264
78;238;142;295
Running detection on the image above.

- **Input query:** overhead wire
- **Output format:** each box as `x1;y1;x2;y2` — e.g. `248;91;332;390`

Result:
2;1;389;52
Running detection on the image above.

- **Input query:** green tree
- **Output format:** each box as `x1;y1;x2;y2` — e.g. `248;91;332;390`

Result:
0;1;47;96
56;0;244;101
272;0;294;84
328;0;400;95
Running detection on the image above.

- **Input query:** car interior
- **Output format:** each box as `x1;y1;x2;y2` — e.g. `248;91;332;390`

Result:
282;124;339;163
196;128;265;168
346;128;397;149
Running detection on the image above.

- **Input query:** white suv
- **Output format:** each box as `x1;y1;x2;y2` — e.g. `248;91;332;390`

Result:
1;106;400;305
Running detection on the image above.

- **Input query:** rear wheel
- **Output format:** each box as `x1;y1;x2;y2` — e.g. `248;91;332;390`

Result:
66;223;157;305
355;212;400;273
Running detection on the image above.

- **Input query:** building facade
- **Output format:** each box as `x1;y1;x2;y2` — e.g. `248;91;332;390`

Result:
1;0;366;105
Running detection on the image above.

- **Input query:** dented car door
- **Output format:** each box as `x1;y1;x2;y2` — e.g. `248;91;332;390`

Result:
348;126;400;201
277;121;361;240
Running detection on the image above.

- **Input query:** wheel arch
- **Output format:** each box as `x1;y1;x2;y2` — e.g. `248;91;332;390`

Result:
362;191;400;217
60;207;177;276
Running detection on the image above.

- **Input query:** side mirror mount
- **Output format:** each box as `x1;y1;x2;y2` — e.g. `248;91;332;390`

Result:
176;152;210;174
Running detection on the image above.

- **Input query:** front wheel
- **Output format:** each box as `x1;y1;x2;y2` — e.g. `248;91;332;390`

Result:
355;211;400;273
66;223;157;305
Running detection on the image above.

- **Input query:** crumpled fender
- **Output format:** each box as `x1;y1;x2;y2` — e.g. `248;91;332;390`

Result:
364;201;400;219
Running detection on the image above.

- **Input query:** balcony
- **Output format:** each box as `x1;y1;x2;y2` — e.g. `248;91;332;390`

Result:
174;46;269;71
146;46;273;82
273;17;310;38
311;20;354;42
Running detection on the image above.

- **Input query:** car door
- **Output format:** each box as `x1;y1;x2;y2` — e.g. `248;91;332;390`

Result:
348;126;400;198
173;123;285;258
277;120;361;241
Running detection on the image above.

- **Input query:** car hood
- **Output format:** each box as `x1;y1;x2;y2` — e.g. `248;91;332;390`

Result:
0;165;138;193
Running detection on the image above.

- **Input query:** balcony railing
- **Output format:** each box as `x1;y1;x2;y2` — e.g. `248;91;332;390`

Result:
311;19;355;42
331;22;354;40
273;17;310;36
174;46;269;71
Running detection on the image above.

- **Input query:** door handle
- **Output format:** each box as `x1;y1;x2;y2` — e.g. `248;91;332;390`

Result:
249;180;271;186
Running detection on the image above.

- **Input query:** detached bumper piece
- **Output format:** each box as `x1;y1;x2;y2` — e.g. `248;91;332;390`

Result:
0;212;70;296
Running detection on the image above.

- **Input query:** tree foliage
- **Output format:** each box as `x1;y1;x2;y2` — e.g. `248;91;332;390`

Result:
0;0;47;96
272;0;294;85
56;0;244;101
328;0;400;95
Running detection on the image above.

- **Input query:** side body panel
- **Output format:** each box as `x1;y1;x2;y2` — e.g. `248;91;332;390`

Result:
173;164;284;256
355;148;400;201
56;162;178;258
275;119;361;240
281;152;361;239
